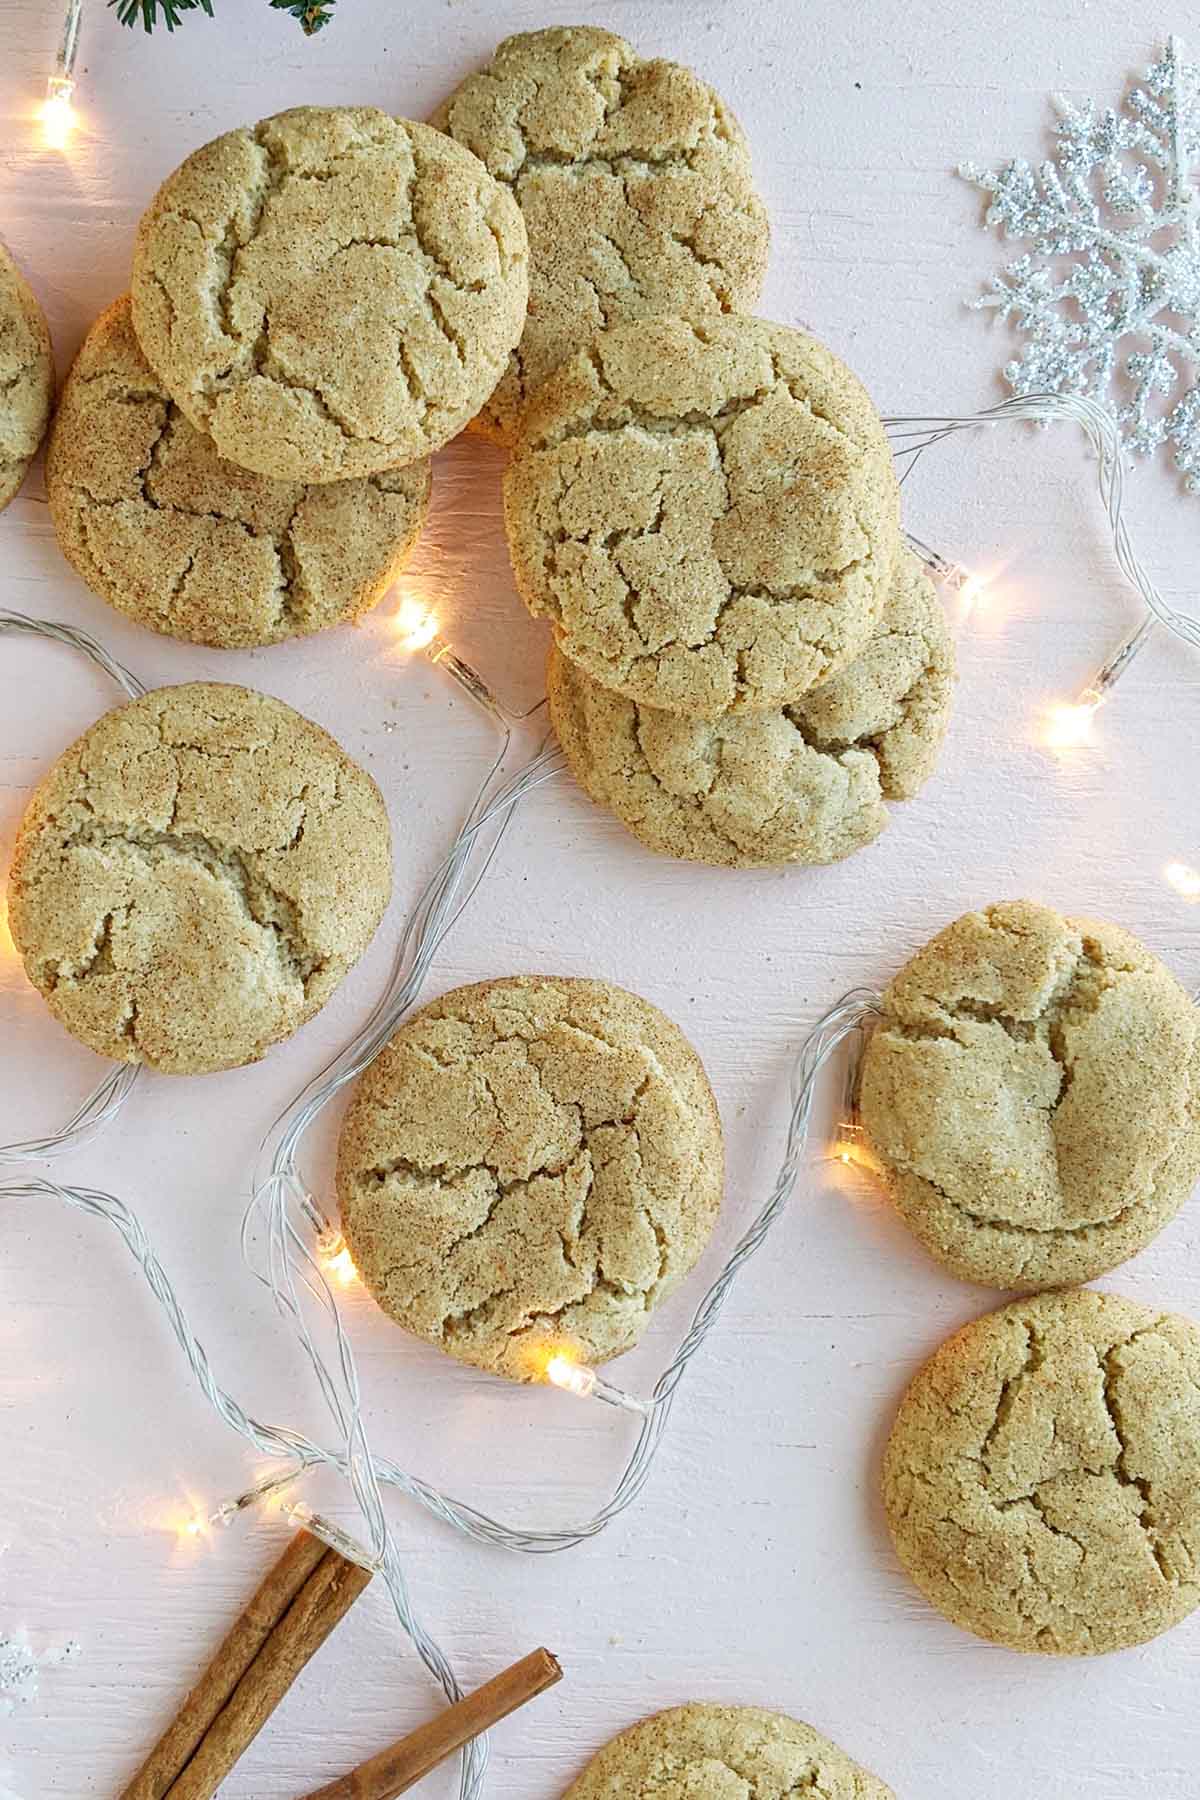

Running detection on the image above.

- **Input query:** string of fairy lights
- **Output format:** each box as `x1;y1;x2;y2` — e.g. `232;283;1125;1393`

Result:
8;12;1200;1788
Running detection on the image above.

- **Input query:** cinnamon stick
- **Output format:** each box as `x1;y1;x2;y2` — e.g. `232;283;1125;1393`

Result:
117;1531;371;1800
299;1648;563;1800
169;1545;373;1800
120;1529;330;1800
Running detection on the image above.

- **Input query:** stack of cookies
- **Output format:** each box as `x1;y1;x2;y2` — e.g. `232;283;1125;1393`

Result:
46;103;532;649
504;315;954;869
431;26;955;870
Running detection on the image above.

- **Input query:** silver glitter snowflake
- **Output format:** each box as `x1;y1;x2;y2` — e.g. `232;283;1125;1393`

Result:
962;36;1200;490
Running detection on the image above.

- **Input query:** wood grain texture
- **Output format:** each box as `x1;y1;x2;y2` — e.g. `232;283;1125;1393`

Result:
1;3;1199;1798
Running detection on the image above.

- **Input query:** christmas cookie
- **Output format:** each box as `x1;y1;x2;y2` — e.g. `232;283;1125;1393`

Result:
336;976;723;1381
883;1289;1200;1656
47;298;431;648
504;316;901;716
8;683;391;1075
563;1704;894;1799
0;244;54;511
860;902;1200;1289
432;24;770;445
130;107;528;482
548;548;954;867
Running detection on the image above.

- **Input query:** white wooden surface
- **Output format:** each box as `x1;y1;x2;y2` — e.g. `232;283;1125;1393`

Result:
2;3;1199;1796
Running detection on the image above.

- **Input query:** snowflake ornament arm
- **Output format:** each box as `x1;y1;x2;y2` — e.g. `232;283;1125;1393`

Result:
962;37;1200;490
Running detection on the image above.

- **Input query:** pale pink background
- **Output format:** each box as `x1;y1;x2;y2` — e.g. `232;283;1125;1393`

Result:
2;3;1199;1796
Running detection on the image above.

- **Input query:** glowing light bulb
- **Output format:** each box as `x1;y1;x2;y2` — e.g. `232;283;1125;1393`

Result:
831;1122;864;1166
1165;862;1200;902
385;593;504;718
543;1349;651;1416
326;1245;357;1285
40;79;76;149
393;595;439;654
956;569;988;620
316;1229;358;1287
1043;688;1102;750
545;1353;597;1399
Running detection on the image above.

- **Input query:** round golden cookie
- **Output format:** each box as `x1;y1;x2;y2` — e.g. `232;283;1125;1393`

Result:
883;1289;1200;1656
563;1704;895;1800
8;683;391;1075
130;106;528;482
504;316;901;717
0;244;54;511
548;548;954;867
432;24;770;446
336;975;723;1381
860;901;1200;1290
47;298;431;648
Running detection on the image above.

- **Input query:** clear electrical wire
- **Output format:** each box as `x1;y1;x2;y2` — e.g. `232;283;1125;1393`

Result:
884;392;1200;715
0;609;145;700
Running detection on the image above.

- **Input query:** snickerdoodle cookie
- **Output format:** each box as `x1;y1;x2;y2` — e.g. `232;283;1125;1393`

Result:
505;316;901;717
131;107;528;482
432;25;770;445
336;975;723;1381
0;244;54;511
883;1289;1200;1656
548;548;954;867
860;902;1200;1290
8;683;391;1075
47;298;431;648
563;1704;895;1800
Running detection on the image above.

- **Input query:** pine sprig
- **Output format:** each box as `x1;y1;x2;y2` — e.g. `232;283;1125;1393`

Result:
109;0;337;32
108;0;212;28
269;0;337;31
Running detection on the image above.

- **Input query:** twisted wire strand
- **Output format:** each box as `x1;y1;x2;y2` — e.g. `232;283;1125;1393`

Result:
0;611;146;1160
0;608;146;699
883;392;1200;653
0;1063;141;1166
255;739;567;1192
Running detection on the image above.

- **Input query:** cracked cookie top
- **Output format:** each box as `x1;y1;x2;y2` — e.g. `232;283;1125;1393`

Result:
563;1704;894;1800
130;107;529;482
504;316;901;717
431;24;770;446
0;244;54;511
7;682;392;1075
47;298;432;648
547;547;954;867
883;1289;1200;1656
335;975;723;1381
861;902;1200;1290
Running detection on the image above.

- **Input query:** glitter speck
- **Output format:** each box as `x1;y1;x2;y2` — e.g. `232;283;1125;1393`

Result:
0;1633;82;1715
